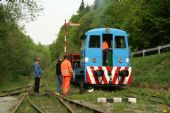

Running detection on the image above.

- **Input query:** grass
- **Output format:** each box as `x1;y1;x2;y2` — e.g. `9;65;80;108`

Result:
42;62;57;91
131;52;170;87
0;75;33;91
67;86;170;113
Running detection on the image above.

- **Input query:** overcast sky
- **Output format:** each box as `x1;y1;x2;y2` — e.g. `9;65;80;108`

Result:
25;0;94;45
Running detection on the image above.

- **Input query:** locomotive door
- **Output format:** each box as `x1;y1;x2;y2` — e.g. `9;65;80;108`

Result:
102;34;113;66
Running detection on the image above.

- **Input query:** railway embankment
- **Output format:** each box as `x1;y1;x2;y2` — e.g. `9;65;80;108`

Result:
132;52;170;90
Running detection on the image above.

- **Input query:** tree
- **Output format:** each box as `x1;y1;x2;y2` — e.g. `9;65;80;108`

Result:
78;0;85;13
1;0;42;22
0;0;46;84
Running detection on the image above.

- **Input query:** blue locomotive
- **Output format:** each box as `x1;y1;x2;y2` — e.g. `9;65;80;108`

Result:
72;28;132;87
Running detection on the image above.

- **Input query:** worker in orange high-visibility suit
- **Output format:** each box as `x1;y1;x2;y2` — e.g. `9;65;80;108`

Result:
61;55;73;95
102;40;109;65
102;40;109;50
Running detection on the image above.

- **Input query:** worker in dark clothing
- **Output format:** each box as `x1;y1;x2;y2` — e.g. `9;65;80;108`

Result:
55;59;62;95
34;57;42;94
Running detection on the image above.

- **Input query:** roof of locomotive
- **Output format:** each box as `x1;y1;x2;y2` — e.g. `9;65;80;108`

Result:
85;28;127;35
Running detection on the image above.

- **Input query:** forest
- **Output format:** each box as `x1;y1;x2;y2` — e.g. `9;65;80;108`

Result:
0;0;50;85
50;0;170;60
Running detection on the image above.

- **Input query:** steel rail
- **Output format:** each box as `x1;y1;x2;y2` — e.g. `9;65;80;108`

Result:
0;85;31;93
11;93;27;113
47;89;105;113
48;90;76;113
124;91;170;107
0;89;29;97
11;85;33;113
42;81;76;113
25;82;73;113
26;95;44;113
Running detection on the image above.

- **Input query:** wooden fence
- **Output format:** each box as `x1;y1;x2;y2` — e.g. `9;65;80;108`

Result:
132;44;170;57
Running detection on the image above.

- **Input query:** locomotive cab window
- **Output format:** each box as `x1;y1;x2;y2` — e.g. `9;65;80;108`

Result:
115;36;126;48
89;35;100;48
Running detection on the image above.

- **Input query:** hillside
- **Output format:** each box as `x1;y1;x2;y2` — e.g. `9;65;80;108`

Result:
132;52;170;89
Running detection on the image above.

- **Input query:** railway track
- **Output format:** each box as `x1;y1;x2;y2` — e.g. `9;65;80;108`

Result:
2;82;169;113
10;85;33;113
25;85;105;113
123;90;170;108
47;88;105;113
0;85;31;97
27;93;68;113
5;82;105;113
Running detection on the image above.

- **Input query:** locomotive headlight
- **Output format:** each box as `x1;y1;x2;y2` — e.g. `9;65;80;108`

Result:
92;58;96;62
84;57;89;62
119;58;123;63
126;58;129;62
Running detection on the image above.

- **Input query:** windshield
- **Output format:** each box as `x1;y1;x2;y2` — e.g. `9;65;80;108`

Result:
115;36;126;48
89;35;100;48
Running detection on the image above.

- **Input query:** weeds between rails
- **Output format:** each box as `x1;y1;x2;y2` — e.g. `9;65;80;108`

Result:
123;90;170;108
47;89;105;113
0;85;31;97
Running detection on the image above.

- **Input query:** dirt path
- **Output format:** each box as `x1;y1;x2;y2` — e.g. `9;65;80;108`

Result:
0;97;18;113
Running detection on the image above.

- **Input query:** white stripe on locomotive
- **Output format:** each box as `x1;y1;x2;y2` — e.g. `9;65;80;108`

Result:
102;66;110;84
111;67;118;84
87;67;96;84
123;67;132;84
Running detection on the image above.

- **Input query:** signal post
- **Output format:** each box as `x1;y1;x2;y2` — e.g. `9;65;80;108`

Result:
64;19;80;54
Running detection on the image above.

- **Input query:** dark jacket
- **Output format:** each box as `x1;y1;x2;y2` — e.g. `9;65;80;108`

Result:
56;63;61;76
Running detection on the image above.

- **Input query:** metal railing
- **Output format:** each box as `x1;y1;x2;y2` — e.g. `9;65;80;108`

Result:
132;44;170;57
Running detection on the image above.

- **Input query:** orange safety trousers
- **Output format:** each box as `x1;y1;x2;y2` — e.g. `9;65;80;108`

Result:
62;75;71;95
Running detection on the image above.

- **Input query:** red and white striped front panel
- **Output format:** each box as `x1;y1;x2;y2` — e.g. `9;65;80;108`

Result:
86;66;132;85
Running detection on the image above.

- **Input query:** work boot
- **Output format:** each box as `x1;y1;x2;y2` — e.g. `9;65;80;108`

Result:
63;92;68;96
55;92;60;95
34;92;40;96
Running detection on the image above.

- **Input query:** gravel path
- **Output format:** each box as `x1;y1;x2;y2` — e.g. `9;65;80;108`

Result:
0;97;18;113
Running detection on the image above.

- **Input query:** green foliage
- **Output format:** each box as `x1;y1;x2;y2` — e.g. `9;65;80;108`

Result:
0;0;42;22
0;1;50;87
50;0;170;59
78;0;85;13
